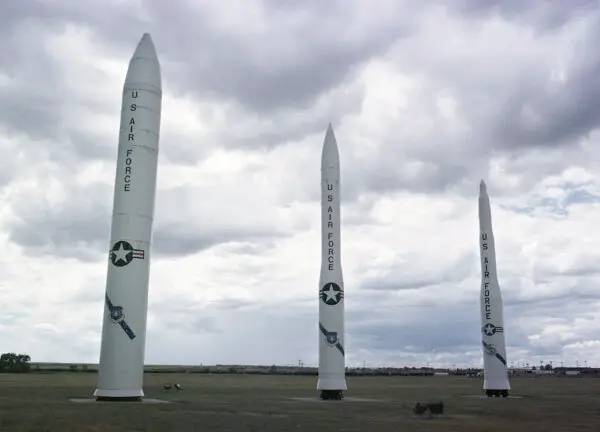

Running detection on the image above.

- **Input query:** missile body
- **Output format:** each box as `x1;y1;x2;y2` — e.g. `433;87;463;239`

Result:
478;180;510;398
317;124;347;400
94;33;162;401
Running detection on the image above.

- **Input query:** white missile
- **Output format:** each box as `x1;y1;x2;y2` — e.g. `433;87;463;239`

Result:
317;124;347;400
478;180;510;398
94;33;162;401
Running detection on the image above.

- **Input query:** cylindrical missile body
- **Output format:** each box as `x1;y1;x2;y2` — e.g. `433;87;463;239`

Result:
478;180;510;394
94;33;162;401
317;124;347;396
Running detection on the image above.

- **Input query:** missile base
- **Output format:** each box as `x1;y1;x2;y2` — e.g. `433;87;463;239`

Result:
320;390;344;400
485;389;509;398
96;396;143;402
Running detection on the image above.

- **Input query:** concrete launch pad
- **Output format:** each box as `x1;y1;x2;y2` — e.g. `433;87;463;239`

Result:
70;398;170;404
461;394;527;399
287;396;386;403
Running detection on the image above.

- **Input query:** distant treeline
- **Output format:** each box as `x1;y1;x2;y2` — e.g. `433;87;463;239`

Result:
29;363;444;376
0;353;31;373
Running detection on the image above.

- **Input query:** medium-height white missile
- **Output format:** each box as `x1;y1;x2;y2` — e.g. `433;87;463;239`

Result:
94;33;162;401
478;180;510;398
317;124;347;400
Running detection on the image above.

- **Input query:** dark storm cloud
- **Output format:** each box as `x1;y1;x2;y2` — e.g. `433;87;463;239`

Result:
491;46;600;151
358;252;476;292
5;181;289;260
426;7;600;155
151;298;260;334
1;0;412;113
1;0;407;111
452;0;597;31
361;277;441;292
344;3;600;196
506;291;600;313
347;298;559;360
6;181;112;261
140;0;411;113
352;319;479;353
0;0;418;170
152;223;284;257
0;21;65;140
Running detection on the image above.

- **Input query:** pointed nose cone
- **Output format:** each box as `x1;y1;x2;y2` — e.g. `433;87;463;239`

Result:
479;179;488;197
135;33;157;60
125;33;161;89
321;123;339;169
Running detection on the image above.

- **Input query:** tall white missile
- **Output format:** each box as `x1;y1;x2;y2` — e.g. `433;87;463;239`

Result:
94;33;162;401
478;180;510;398
317;124;347;400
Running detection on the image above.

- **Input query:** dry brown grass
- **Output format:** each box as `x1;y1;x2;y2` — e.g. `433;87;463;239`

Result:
0;372;599;431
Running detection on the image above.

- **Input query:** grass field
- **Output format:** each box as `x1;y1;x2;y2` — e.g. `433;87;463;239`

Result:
1;373;599;431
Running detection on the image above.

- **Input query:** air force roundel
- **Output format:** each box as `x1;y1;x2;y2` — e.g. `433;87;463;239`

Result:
110;240;145;267
320;282;343;306
482;323;504;336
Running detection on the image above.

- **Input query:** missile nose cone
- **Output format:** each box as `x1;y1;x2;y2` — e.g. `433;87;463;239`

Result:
326;122;334;135
133;33;158;61
321;123;339;168
479;180;488;196
126;33;161;88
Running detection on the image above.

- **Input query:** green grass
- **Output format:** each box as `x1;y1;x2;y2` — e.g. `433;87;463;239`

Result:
0;373;599;431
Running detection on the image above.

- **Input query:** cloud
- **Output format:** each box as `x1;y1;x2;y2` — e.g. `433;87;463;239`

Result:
0;0;599;370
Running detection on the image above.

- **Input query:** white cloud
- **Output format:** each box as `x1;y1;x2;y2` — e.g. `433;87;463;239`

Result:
0;1;599;370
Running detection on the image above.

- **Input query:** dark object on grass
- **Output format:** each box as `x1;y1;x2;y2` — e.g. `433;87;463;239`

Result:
413;401;444;416
486;389;509;398
320;390;343;400
163;383;182;391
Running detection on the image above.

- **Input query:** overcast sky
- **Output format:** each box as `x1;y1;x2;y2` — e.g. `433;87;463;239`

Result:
1;0;600;369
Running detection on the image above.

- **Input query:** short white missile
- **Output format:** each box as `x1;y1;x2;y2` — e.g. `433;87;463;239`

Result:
94;33;162;401
317;124;347;400
478;180;511;397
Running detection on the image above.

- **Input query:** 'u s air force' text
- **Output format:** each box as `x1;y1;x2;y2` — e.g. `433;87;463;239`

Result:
326;182;336;271
121;90;139;192
481;232;494;320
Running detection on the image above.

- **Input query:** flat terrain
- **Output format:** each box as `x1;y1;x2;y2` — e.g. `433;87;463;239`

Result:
0;373;599;431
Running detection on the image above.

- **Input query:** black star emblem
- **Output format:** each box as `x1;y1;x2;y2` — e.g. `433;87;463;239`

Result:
482;323;496;336
110;241;134;267
320;282;343;306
